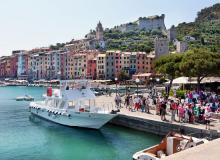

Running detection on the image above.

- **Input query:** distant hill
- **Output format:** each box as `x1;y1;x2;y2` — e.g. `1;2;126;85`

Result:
196;3;220;22
176;3;220;52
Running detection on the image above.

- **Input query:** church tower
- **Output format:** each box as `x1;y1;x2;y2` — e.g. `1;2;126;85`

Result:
96;21;104;41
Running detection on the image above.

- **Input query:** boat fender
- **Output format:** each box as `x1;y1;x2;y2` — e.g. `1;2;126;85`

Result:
52;114;56;119
186;142;196;148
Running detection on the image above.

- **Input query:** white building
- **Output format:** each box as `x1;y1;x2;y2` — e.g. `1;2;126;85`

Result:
176;41;188;53
14;50;27;78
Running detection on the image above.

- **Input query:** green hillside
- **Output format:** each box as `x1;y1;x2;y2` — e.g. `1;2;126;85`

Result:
176;3;220;52
104;29;164;52
104;3;220;53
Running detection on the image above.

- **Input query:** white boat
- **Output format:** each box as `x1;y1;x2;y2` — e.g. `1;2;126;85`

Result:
29;80;118;129
16;96;25;101
16;95;34;101
133;132;208;160
24;95;34;101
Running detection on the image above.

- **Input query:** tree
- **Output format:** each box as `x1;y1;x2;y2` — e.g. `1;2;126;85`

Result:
118;71;129;81
180;48;220;90
155;54;183;96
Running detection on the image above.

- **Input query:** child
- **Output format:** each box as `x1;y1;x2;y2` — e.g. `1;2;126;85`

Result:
178;104;185;122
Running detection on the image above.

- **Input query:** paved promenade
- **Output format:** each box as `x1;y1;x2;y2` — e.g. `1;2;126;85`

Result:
96;94;220;132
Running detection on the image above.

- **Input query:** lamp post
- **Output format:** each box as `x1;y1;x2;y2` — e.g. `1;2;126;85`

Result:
115;77;118;95
150;77;153;89
135;78;140;96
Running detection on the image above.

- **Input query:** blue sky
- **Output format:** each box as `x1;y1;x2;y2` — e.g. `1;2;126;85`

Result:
0;0;219;56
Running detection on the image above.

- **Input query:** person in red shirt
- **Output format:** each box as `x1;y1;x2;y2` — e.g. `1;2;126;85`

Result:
170;100;177;123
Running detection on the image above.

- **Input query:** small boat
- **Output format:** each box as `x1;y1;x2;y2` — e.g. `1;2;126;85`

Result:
24;95;34;101
133;132;208;160
16;96;25;101
29;80;119;129
16;95;34;101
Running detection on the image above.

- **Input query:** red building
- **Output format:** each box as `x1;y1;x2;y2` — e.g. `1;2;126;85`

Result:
114;52;122;77
9;55;18;78
0;57;6;78
87;58;97;79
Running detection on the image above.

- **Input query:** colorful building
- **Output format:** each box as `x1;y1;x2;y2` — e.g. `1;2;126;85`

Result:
87;58;97;79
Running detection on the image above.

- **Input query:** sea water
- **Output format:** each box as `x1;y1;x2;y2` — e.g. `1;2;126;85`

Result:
0;86;161;160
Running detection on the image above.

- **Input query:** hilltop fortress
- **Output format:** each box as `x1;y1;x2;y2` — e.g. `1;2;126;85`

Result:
114;14;166;32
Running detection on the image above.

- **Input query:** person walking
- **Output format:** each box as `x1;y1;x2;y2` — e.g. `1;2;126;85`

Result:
115;94;121;109
178;104;185;122
170;100;177;123
160;101;167;121
134;96;139;111
141;97;146;112
204;107;211;130
124;95;129;109
129;96;133;111
145;97;150;113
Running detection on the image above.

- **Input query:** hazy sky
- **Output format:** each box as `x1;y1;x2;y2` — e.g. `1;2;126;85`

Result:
0;0;219;56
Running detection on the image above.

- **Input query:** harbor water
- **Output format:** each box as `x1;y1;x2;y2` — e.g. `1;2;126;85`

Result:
0;86;161;160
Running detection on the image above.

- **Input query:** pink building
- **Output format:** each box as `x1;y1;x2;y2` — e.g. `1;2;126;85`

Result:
136;52;155;74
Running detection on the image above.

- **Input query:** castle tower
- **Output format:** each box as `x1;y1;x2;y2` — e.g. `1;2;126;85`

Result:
167;25;176;42
154;37;169;57
96;21;104;41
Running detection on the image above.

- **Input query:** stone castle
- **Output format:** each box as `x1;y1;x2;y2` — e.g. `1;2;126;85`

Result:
114;14;166;32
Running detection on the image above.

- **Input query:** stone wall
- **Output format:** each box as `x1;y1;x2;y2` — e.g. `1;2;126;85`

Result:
111;114;220;139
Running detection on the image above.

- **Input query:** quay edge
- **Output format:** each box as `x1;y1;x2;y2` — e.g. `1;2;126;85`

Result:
110;114;220;139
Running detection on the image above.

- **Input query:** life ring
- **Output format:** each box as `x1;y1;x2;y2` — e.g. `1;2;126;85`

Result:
186;142;196;148
79;108;85;112
176;144;181;152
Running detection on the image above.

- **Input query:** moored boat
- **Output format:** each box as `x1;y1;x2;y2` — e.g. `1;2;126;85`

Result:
16;95;34;101
29;80;119;129
133;132;208;160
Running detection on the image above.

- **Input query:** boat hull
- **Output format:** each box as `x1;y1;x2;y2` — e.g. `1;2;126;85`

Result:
30;107;117;129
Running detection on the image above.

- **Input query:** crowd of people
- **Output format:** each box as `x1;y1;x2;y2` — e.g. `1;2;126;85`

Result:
115;90;220;130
